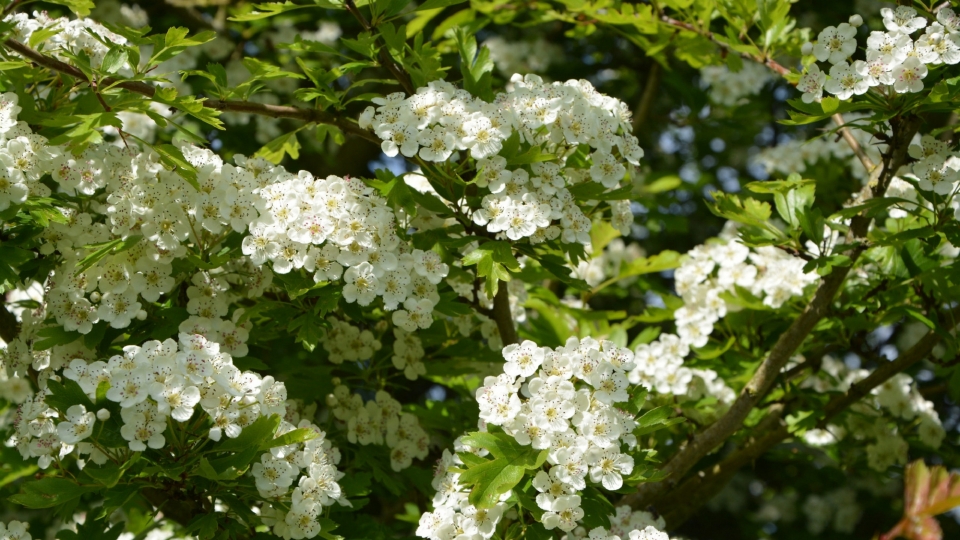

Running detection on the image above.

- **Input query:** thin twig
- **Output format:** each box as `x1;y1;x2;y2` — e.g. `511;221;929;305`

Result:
658;14;882;174
832;113;876;173
343;0;414;95
659;15;791;78
633;62;661;132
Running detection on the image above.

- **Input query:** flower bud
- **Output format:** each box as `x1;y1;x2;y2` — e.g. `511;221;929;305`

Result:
89;292;101;303
96;409;111;421
801;42;813;56
325;394;338;407
135;309;147;320
849;14;863;27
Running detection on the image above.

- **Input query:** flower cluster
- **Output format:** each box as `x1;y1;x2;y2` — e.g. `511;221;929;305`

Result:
328;385;429;471
699;62;774;107
418;337;642;538
752;115;882;181
420;441;674;540
361;75;642;245
904;133;960;196
320;318;382;364
0;93;52;212
228;151;450;323
392;328;427;380
573;238;646;288
674;239;819;340
800;7;960;102
5;11;126;68
483;37;561;77
0;520;31;540
802;487;863;535
628;333;733;404
796;354;945;472
0;82;449;347
13;333;289;468
253;423;345;540
628;237;817;405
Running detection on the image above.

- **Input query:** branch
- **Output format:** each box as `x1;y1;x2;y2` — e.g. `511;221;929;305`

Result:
659;15;791;78
620;114;920;511
832;113;877;173
343;0;415;95
657;305;960;527
141;486;205;528
0;39;381;145
0;294;20;343
492;283;519;347
632;62;661;132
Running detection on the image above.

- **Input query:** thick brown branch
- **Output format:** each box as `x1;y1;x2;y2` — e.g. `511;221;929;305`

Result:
658;307;959;526
0;39;380;145
621;115;920;511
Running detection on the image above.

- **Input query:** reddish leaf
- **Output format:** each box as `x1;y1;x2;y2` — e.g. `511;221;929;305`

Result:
881;460;960;540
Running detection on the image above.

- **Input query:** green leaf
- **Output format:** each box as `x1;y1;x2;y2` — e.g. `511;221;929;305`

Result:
255;128;305;164
81;463;124;488
30;25;63;49
579;488;614;529
261;427;319;451
100;46;128;74
10;478;99;509
75;235;141;276
380;22;407;60
462;241;519;297
33;325;83;351
152;143;200;190
633;406;684;436
747;175;815;228
229;1;316;21
454;27;494;100
212;414;281;455
149;28;216;67
342;32;378;59
636;406;671;428
820;96;840;115
56;518;124;540
707;192;785;243
45;378;95;412
642;175;682;194
457;432;547;509
416;0;468;10
46;0;94;16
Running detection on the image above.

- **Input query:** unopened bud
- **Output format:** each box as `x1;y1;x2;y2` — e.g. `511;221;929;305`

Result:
849;14;863;27
325;394;338;407
96;408;111;421
89;291;101;303
135;309;147;320
801;42;814;56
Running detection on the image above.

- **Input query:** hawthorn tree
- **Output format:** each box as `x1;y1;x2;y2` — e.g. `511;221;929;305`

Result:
0;0;959;539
